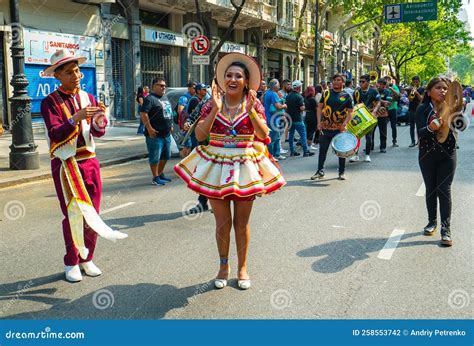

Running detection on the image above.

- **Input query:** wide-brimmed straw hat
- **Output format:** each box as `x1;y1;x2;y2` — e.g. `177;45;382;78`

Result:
215;52;261;92
43;49;87;76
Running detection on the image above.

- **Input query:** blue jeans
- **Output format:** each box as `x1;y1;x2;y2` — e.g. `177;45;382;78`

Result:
268;129;281;157
289;121;309;154
145;135;171;164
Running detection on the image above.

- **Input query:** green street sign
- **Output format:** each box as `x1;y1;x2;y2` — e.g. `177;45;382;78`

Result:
385;1;438;24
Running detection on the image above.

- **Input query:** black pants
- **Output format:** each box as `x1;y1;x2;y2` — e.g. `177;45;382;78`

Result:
409;111;416;143
370;124;377;151
377;116;389;150
198;194;208;206
388;108;397;143
419;150;456;231
365;128;374;155
305;114;317;142
196;140;209;207
318;130;346;174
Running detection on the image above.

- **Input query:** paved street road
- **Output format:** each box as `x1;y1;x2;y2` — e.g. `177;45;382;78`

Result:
1;125;473;320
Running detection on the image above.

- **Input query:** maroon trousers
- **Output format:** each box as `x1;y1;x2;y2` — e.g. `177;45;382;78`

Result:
51;157;102;266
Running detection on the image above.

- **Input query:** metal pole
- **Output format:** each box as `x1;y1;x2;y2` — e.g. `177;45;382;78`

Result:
8;0;39;170
337;33;343;73
313;0;319;86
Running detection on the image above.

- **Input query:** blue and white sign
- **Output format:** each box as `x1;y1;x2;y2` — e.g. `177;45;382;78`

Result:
25;65;96;113
143;28;185;47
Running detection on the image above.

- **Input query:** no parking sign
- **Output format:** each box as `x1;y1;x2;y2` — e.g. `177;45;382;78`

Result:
191;35;210;55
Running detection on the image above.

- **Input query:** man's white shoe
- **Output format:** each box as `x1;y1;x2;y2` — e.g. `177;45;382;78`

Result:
349;155;359;162
310;144;318;150
80;261;102;277
364;155;371;162
65;265;82;282
280;149;288;154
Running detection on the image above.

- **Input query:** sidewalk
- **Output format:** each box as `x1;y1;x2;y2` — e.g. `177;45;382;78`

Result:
0;124;148;189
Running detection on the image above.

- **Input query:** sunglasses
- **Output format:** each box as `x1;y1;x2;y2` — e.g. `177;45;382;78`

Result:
359;80;367;83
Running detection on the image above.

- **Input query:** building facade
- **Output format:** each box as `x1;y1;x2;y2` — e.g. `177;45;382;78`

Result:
1;0;384;128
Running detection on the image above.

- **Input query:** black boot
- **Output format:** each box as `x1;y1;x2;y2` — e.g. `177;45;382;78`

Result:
423;220;437;236
440;220;452;247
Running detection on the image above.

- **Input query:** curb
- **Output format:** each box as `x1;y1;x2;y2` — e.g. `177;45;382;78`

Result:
0;153;149;189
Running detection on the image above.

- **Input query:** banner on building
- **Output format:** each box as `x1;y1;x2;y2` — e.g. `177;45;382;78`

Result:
23;29;97;114
23;29;96;67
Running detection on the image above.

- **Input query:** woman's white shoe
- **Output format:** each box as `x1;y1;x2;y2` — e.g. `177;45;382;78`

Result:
238;279;251;290
214;279;228;289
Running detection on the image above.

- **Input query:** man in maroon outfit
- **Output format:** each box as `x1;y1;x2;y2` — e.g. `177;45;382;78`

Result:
41;49;126;282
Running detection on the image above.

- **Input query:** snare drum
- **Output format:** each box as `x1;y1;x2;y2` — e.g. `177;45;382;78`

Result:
331;132;360;158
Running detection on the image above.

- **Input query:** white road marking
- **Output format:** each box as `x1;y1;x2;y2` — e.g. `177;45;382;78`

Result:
377;228;406;260
101;202;136;215
416;182;425;197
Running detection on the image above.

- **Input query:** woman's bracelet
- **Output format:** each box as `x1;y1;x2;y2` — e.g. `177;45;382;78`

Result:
249;108;258;120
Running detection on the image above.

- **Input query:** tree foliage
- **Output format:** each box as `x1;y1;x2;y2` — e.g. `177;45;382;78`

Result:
349;0;471;83
451;49;474;84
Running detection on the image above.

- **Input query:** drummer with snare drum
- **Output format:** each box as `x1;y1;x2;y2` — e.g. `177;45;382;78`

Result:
311;73;353;181
349;74;381;163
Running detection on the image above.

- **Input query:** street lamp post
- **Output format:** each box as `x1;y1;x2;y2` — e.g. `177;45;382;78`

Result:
8;0;39;170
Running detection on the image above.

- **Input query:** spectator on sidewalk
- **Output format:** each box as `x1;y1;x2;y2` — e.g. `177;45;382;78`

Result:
264;79;287;160
140;78;174;186
286;80;314;157
136;87;145;134
281;79;292;145
41;49;127;283
304;86;318;150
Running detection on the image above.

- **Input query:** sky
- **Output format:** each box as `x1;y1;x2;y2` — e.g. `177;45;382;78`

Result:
461;0;474;45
